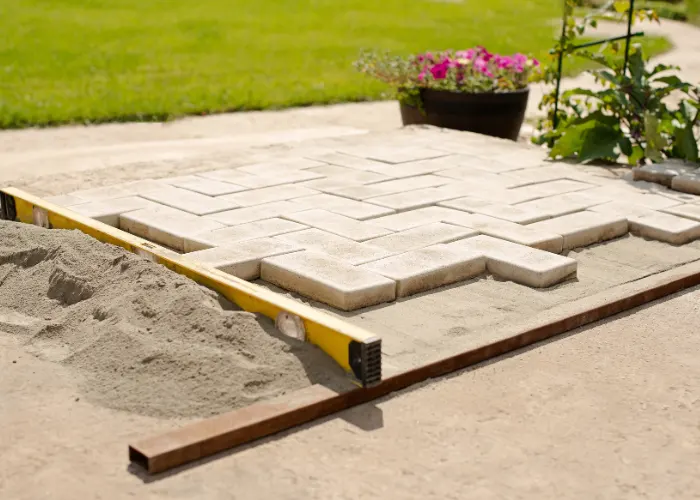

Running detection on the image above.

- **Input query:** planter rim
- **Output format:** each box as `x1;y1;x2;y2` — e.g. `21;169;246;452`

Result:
421;87;530;96
399;87;530;96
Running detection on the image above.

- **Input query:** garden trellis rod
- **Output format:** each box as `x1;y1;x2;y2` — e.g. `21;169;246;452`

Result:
553;0;644;129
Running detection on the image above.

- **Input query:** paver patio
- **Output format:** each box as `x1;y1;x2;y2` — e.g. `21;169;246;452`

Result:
44;129;700;311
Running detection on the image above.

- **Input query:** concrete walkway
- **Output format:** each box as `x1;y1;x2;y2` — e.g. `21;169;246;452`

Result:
0;18;698;170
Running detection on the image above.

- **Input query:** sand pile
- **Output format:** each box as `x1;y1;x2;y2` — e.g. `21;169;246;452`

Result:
0;220;349;418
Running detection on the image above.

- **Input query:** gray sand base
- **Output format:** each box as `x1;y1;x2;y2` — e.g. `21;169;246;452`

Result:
0;220;350;418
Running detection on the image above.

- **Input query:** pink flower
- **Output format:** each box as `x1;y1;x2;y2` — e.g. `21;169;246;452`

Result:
418;70;427;81
430;62;449;79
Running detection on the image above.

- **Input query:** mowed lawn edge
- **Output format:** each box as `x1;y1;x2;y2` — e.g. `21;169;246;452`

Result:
0;0;672;129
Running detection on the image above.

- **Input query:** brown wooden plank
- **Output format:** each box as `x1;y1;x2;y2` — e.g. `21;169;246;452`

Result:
130;259;700;474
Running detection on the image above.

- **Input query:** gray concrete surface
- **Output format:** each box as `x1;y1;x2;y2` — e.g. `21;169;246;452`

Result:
1;16;700;499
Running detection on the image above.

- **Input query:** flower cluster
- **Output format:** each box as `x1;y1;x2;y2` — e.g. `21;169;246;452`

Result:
356;47;539;94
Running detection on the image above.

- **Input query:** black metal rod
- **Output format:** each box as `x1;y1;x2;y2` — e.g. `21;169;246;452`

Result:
552;0;569;130
623;0;636;74
573;31;644;50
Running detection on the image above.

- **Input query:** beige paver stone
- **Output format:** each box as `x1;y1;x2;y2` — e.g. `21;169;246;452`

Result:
588;201;656;219
484;150;548;169
119;208;223;251
434;168;516;188
433;183;545;204
628;211;700;245
185;238;303;279
70;196;154;227
69;185;133;202
632;162;693;187
585;186;681;210
328;175;452;200
196;169;289;189
447;235;577;288
513;191;610;219
305;165;358;176
304;152;391;171
203;200;307;226
439;197;550;224
365;222;475;253
363;157;456;178
370;206;460;231
241;169;324;184
283;209;393;241
528;211;628;250
360;245;486;297
671;172;700;195
662;203;700;222
186;218;307;252
300;172;391;192
220;184;319;207
118;179;171;195
291;194;394;220
45;194;88;207
261;251;397;311
442;213;563;253
275;228;393;265
339;146;447;164
165;177;247;196
141;187;238;215
237;158;326;174
512;179;594;199
503;164;588;187
369;187;460;212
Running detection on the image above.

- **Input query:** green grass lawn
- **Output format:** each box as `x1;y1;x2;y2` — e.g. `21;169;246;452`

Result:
0;0;672;128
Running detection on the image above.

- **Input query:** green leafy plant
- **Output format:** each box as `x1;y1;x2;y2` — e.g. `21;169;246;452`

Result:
533;0;700;165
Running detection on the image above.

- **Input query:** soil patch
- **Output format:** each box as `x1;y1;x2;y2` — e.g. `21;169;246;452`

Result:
0;220;350;418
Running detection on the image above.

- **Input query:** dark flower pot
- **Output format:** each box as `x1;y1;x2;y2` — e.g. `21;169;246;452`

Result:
399;88;530;141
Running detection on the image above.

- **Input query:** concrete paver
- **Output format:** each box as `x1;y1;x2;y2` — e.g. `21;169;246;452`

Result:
275;228;393;265
633;162;692;187
448;235;577;287
196;169;289;189
220;184;319;207
663;203;700;222
671;172;700;195
365;222;475;253
444;213;564;253
141;186;238;215
70;196;154;226
370;206;459;232
186;218;307;251
284;209;393;242
440;196;550;224
339;145;447;164
119;207;224;251
360;244;486;297
164;177;247;196
185;238;303;279
328;175;452;200
69;185;133;201
261;251;397;310
236;158;325;174
45;194;88;207
203;201;307;226
529;211;628;250
513;191;610;219
628;211;700;245
290;194;394;220
369;187;459;212
303;152;390;171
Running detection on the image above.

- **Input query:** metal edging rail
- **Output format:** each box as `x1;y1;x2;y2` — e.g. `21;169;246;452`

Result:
128;258;700;474
0;187;382;387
